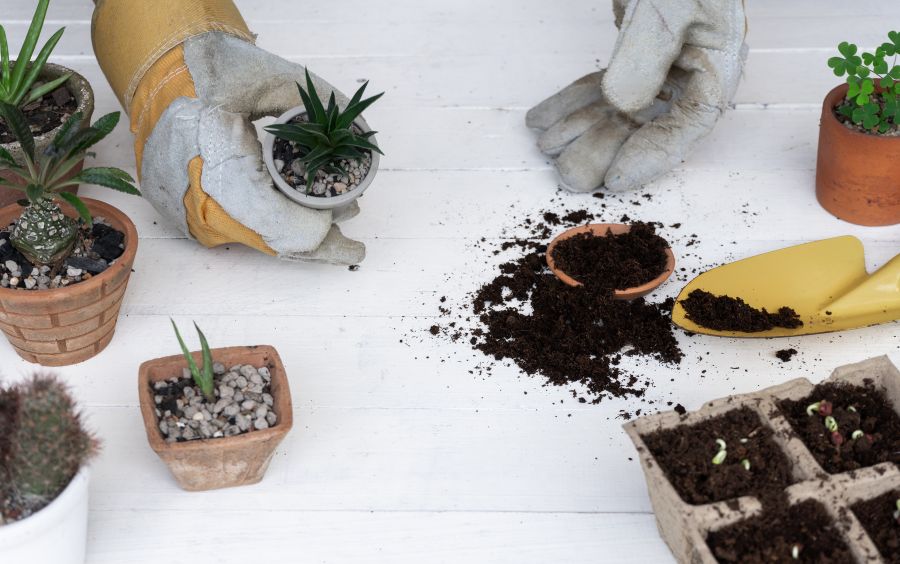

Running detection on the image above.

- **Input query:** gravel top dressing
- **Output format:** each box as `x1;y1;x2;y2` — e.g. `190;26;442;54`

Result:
549;221;669;289
780;381;900;474
680;289;803;332
851;490;900;563
641;407;794;506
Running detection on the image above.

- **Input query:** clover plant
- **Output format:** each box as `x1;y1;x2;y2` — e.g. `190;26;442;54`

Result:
0;0;70;108
828;32;900;133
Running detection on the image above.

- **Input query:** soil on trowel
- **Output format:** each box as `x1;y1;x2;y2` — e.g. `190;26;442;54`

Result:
549;221;669;289
780;381;900;474
680;289;803;332
0;86;77;144
706;499;853;563
641;407;794;505
851;490;900;563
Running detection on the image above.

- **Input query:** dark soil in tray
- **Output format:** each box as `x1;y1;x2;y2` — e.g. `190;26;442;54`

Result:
780;381;900;474
706;499;853;563
641;407;794;505
680;289;803;332
472;242;682;403
851;490;900;562
549;221;669;289
0;86;77;144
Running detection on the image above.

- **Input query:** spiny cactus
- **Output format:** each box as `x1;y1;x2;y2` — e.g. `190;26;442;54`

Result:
0;374;98;523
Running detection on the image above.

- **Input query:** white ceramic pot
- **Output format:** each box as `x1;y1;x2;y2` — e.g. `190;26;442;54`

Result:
0;467;90;564
262;107;380;210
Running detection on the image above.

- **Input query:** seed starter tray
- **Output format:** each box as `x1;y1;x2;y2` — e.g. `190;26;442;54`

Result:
624;356;900;563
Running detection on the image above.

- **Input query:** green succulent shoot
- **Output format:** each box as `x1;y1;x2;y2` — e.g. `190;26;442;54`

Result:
265;69;384;192
171;319;216;403
0;0;70;107
0;102;140;266
827;32;900;133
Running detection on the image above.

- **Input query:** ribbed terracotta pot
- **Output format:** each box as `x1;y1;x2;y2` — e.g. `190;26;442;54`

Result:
0;198;137;366
138;345;294;491
0;63;93;209
815;83;900;226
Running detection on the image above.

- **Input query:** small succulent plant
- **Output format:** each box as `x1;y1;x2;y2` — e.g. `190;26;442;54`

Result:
0;102;139;265
827;32;900;133
0;0;70;108
171;319;216;403
265;69;384;191
0;374;98;523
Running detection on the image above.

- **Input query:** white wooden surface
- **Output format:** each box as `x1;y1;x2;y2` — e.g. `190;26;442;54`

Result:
3;1;900;562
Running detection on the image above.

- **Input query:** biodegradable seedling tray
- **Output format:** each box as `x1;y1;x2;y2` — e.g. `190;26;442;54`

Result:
624;356;900;563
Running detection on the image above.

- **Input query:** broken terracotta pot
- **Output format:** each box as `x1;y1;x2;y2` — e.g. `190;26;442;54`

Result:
138;345;293;491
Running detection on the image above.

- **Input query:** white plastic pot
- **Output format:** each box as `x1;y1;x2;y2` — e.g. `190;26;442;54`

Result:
262;107;380;210
0;467;90;564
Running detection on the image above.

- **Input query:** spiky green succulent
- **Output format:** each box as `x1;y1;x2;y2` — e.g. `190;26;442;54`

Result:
0;101;140;265
1;374;98;522
0;0;70;108
265;69;383;192
171;319;216;403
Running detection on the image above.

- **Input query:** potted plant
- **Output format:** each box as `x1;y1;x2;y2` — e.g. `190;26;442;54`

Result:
816;32;900;226
137;321;293;491
262;69;383;210
0;101;140;366
0;374;99;564
0;0;94;209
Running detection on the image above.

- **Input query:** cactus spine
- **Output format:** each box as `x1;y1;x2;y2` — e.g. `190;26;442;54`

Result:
0;375;98;523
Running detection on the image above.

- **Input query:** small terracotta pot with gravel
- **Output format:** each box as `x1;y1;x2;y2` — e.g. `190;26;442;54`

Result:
138;344;294;491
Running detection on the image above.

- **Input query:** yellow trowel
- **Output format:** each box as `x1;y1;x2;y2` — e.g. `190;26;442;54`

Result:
671;236;900;337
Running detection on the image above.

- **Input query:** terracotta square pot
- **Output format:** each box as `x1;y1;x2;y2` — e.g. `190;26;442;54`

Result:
624;356;900;563
138;345;293;491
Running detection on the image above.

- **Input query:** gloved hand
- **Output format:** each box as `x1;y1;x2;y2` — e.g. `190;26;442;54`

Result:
527;0;747;193
91;0;365;264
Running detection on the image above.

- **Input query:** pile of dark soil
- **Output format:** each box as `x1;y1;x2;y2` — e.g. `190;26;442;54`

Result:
680;289;803;332
641;407;794;505
0;86;77;144
851;490;900;562
549;222;669;289
780;381;900;473
706;499;853;563
471;237;682;404
775;348;798;362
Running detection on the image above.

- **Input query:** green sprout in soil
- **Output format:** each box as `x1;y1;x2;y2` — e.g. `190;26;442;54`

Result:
712;438;727;465
806;400;833;416
851;429;865;440
740;458;751;471
0;103;139;265
893;499;900;524
170;319;216;403
0;0;70;108
824;416;838;432
847;406;857;413
791;544;802;560
264;69;384;192
827;32;900;133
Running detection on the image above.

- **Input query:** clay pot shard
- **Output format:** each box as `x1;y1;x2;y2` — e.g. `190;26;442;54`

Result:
138;345;293;491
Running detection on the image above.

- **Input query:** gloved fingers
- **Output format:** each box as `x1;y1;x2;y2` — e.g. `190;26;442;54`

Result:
536;101;613;156
526;71;606;131
182;32;350;120
280;224;365;265
603;0;694;114
554;115;638;193
604;65;721;192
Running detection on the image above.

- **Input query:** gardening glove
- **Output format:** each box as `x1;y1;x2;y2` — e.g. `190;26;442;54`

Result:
527;0;748;193
91;0;365;264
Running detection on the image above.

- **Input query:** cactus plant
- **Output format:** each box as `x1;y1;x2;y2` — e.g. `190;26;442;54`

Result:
0;374;98;523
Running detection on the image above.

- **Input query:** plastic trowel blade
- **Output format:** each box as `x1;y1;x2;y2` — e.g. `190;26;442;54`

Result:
671;236;900;337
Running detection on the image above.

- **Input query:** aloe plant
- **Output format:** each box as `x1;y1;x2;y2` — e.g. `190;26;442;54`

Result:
171;319;216;403
265;69;384;191
0;0;70;108
0;102;140;265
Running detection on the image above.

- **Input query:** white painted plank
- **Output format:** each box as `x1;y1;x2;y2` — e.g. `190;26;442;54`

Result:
87;509;674;564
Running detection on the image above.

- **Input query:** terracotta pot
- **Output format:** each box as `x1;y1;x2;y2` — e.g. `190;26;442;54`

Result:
138;345;294;491
545;223;676;299
0;63;94;209
815;83;900;226
0;198;137;366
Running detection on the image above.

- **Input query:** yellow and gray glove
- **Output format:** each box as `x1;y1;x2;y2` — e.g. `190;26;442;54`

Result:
527;0;747;193
92;0;365;264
